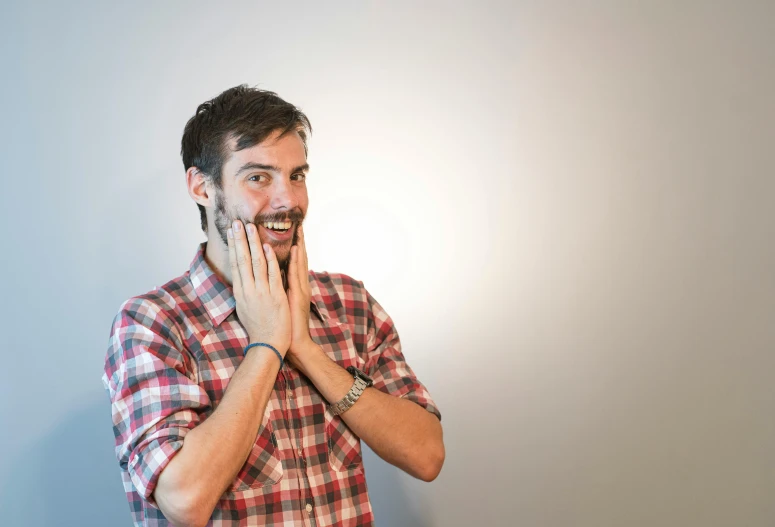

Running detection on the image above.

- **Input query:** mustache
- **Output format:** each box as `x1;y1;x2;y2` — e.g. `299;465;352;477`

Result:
254;211;305;224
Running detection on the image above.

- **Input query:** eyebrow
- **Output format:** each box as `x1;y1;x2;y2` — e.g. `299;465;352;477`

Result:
234;162;310;176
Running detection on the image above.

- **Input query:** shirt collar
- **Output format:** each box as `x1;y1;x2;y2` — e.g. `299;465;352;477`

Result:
188;242;328;329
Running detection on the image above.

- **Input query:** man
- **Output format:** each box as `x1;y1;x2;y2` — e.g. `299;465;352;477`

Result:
102;85;444;527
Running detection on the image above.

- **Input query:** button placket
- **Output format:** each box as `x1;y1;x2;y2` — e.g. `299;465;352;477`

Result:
284;368;307;462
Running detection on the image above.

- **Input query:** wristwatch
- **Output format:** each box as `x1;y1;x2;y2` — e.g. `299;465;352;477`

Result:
329;366;373;416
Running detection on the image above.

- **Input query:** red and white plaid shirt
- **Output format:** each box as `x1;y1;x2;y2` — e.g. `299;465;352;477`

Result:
102;242;441;526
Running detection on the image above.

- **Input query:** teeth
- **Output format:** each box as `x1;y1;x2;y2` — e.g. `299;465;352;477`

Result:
262;221;292;230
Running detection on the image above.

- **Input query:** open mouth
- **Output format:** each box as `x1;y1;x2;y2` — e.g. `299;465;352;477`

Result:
259;221;295;241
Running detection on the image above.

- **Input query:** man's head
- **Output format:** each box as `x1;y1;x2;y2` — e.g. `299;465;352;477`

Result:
182;85;312;272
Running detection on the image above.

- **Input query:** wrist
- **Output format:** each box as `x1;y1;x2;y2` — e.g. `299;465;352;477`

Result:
289;339;322;373
248;337;288;355
329;366;373;416
244;342;284;369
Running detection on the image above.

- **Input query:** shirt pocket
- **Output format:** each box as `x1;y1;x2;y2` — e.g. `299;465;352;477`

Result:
228;407;284;491
313;319;366;472
325;410;363;472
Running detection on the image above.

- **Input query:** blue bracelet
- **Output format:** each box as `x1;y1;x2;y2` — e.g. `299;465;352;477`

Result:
244;342;284;369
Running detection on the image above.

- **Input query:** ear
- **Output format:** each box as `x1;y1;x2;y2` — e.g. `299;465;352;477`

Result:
186;167;213;207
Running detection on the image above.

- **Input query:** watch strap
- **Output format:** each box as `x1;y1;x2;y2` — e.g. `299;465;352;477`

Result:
330;374;370;416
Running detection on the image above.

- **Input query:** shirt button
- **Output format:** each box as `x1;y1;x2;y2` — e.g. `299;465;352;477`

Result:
306;503;313;513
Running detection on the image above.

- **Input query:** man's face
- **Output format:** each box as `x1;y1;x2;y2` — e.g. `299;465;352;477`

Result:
210;129;309;273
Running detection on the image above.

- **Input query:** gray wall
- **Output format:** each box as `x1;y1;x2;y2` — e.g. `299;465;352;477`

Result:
1;1;773;526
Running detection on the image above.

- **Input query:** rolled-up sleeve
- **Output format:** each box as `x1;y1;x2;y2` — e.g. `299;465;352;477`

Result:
358;282;441;421
102;297;211;508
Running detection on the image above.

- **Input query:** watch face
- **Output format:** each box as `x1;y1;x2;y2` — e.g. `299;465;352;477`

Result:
347;366;374;387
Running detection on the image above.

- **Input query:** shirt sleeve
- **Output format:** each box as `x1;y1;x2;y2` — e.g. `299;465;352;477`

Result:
358;282;441;421
102;296;212;509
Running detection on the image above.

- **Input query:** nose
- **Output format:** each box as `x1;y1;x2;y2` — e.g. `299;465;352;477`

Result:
269;176;299;213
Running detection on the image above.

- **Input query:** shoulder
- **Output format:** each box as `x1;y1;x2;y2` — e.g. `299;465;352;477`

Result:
310;270;364;296
112;265;197;331
308;270;373;324
103;272;197;393
106;279;189;364
309;270;374;306
112;283;183;339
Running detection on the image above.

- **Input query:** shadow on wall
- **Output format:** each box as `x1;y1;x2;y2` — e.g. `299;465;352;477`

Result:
0;399;431;527
0;398;131;527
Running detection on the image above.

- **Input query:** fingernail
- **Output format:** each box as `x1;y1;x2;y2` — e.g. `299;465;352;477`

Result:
263;243;270;253
233;220;241;231
227;228;233;239
246;223;255;235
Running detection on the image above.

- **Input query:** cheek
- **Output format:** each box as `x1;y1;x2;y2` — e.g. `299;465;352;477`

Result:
239;195;270;219
295;188;309;210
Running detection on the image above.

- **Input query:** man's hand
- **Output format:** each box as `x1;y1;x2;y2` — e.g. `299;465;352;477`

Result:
227;219;291;358
285;224;317;367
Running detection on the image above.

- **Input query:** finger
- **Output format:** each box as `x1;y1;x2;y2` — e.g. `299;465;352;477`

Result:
245;222;268;290
232;220;255;288
227;227;243;295
288;245;301;295
263;243;283;294
298;224;310;294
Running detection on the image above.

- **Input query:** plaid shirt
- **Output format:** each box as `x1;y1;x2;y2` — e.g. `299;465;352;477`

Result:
102;242;441;526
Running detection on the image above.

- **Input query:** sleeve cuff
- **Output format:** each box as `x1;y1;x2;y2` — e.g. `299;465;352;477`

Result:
399;391;442;422
127;426;191;509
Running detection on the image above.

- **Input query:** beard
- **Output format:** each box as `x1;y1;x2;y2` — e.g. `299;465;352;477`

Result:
212;188;303;286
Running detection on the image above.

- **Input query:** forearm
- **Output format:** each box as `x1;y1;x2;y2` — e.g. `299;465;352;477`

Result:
294;344;445;481
154;349;280;527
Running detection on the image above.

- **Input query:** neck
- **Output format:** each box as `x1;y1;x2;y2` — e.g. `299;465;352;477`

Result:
204;234;232;285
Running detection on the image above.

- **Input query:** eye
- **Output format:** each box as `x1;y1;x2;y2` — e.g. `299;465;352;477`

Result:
248;174;267;182
292;173;306;182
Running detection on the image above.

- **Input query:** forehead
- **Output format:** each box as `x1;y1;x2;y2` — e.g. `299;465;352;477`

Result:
222;130;307;175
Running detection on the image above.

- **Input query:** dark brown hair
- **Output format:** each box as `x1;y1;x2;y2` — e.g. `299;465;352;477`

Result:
181;85;312;233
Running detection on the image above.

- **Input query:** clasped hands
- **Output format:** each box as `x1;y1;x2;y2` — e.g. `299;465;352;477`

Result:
226;219;316;368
